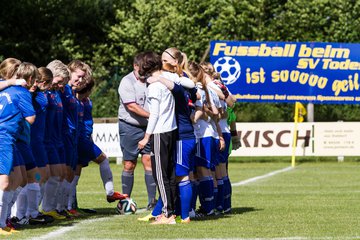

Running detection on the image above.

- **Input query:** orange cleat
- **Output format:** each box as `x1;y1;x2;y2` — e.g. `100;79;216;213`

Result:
106;192;128;203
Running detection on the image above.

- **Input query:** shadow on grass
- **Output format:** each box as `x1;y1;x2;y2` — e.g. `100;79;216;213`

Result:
191;206;260;221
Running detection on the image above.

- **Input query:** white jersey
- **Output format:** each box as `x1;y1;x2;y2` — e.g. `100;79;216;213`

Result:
146;73;177;134
193;85;219;138
209;81;230;133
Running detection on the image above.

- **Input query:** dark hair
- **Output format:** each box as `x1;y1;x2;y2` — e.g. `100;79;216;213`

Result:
133;52;144;66
138;51;162;78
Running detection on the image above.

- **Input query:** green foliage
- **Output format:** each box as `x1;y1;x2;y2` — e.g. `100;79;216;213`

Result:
0;0;359;120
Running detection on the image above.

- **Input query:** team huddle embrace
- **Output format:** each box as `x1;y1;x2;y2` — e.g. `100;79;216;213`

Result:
0;58;127;235
119;48;241;225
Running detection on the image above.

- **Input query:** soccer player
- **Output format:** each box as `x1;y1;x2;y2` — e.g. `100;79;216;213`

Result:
67;74;127;214
41;60;69;220
201;62;238;213
11;63;54;226
188;61;225;217
139;48;197;223
118;53;157;210
138;51;177;224
0;58;35;235
32;67;53;205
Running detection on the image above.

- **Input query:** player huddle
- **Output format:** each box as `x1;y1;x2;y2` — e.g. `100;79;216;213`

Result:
0;58;127;235
127;49;240;225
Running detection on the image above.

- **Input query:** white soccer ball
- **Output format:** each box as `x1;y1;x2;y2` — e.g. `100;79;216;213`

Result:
213;57;241;85
116;198;137;215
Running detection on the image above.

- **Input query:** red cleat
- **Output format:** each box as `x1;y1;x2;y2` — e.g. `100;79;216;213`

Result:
106;192;128;203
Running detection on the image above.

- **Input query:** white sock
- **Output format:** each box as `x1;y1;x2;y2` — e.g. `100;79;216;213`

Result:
62;180;71;211
38;183;45;207
26;183;40;218
56;181;65;212
100;159;114;196
68;175;80;210
15;186;28;219
8;187;22;218
0;190;13;228
42;176;61;212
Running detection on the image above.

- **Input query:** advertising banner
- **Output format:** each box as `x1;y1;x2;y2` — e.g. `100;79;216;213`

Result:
93;122;360;158
210;41;360;104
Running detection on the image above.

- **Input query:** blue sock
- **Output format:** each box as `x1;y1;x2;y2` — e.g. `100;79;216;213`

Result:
216;179;224;211
191;180;199;211
213;187;218;211
199;176;214;214
223;176;231;212
151;196;163;216
179;180;192;220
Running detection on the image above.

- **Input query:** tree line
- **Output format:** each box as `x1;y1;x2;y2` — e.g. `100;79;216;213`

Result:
1;0;359;121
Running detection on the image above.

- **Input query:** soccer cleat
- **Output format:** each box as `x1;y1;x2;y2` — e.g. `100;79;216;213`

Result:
9;216;29;226
0;227;12;235
57;210;74;219
41;210;66;220
223;208;232;214
107;192;128;203
68;209;81;217
29;213;55;225
146;198;158;211
189;209;196;219
137;213;156;222
151;214;176;225
181;217;190;224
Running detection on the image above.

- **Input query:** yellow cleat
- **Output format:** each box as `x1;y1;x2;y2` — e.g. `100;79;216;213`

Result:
0;227;12;235
181;217;190;224
41;210;66;220
137;213;156;222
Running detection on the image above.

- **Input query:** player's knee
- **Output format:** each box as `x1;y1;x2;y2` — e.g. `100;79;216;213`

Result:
123;160;136;172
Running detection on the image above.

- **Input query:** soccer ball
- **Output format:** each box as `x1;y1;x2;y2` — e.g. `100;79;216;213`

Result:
213;57;241;85
116;198;137;215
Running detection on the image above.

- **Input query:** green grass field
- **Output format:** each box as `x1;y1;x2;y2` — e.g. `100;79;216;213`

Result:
7;160;360;239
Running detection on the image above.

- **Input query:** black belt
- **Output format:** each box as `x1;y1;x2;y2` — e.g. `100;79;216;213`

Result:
119;119;147;129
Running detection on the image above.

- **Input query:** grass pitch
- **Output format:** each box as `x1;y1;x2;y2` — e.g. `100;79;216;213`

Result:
7;160;360;239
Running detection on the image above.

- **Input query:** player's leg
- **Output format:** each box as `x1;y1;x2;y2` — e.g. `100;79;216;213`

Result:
141;153;157;210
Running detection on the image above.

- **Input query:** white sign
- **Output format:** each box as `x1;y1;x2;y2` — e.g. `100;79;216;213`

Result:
92;122;360;157
93;123;122;158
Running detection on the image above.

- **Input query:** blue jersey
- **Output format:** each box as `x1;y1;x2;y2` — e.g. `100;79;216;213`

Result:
171;83;196;140
77;100;85;139
44;90;63;147
31;91;48;143
82;98;93;138
60;84;78;134
0;84;35;145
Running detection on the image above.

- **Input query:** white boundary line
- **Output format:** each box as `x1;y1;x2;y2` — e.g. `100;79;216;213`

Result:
232;166;294;187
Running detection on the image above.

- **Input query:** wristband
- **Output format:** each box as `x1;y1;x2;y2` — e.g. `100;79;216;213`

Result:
230;130;238;136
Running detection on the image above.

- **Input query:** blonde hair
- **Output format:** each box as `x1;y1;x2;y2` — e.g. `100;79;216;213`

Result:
163;47;190;76
15;62;39;87
47;60;70;81
68;60;92;75
0;58;21;79
188;61;210;105
200;62;221;80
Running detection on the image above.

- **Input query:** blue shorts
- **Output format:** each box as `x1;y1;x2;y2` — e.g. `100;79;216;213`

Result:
45;145;66;165
195;137;213;169
211;138;221;171
0;145;14;175
16;141;37;171
118;120;151;161
173;138;196;176
78;137;102;167
63;133;78;170
13;145;24;167
31;142;48;168
219;132;231;164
